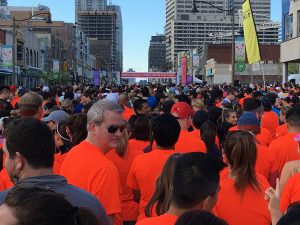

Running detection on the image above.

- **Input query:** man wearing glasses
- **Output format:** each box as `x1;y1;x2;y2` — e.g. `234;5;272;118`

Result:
61;99;125;225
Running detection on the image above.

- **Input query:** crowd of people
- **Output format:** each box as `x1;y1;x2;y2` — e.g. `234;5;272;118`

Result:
0;82;300;225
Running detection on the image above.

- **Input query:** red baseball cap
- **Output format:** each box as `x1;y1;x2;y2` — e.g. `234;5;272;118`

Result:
171;102;194;119
9;85;16;92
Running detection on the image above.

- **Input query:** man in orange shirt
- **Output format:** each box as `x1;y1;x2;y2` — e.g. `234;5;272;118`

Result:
269;107;300;187
276;106;291;138
136;152;225;225
239;87;253;107
171;102;206;153
127;114;181;221
243;98;272;146
61;100;124;225
261;97;279;139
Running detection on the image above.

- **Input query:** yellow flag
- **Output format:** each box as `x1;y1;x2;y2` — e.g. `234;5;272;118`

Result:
242;0;261;64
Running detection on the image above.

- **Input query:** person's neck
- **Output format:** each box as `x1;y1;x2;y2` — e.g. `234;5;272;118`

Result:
86;135;110;153
288;127;300;134
20;168;53;181
179;120;189;131
166;204;189;217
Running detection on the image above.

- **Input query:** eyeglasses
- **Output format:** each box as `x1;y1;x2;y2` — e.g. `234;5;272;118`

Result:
106;124;127;134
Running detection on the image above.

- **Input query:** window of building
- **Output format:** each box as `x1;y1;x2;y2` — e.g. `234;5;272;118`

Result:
285;14;293;40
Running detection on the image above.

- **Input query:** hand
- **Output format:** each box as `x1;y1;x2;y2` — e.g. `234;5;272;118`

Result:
265;178;280;211
265;178;282;225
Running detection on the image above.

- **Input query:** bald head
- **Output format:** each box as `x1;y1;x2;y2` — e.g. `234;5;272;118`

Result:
19;92;43;118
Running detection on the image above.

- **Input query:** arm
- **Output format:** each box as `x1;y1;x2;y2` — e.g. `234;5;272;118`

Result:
279;163;292;195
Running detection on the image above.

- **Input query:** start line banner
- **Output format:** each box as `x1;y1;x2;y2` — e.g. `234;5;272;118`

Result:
121;72;176;78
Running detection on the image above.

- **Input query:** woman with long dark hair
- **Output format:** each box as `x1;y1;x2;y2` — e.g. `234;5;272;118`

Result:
215;131;271;225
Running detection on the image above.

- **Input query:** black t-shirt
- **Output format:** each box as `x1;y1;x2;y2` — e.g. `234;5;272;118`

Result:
0;99;13;117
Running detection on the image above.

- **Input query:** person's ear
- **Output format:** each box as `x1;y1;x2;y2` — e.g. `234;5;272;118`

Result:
14;152;25;172
88;122;97;135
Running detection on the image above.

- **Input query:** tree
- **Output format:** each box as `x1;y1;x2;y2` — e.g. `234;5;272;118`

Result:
288;63;300;74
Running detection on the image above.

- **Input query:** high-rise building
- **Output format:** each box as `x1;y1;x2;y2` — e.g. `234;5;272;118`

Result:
225;0;271;23
0;0;7;6
76;0;107;11
76;0;123;82
148;34;167;72
107;5;123;73
166;0;280;67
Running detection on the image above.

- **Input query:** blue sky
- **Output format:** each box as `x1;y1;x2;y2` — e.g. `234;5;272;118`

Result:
9;0;281;72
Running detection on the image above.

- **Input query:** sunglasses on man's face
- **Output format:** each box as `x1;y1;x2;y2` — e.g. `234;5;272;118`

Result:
106;124;127;134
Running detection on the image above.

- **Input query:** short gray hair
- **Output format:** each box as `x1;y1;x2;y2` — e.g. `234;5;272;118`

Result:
87;99;124;126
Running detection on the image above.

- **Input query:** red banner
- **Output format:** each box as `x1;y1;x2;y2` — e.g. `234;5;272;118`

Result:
121;72;176;78
181;57;187;85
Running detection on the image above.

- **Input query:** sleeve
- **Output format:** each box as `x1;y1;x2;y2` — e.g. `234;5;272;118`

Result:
127;158;139;190
90;163;122;215
280;176;293;213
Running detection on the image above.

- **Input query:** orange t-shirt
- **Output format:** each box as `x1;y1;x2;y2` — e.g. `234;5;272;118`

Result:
215;174;271;225
106;145;142;221
128;139;150;153
175;130;206;153
127;148;176;221
256;144;274;179
123;106;135;121
215;101;222;108
60;141;122;225
136;213;178;225
261;111;279;140
239;95;252;107
230;126;272;147
0;168;13;191
276;124;288;138
11;96;20;109
53;153;68;175
280;172;300;212
269;133;300;177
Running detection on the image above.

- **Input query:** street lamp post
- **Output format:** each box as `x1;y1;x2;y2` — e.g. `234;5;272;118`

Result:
192;0;235;86
12;12;52;86
80;31;85;86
